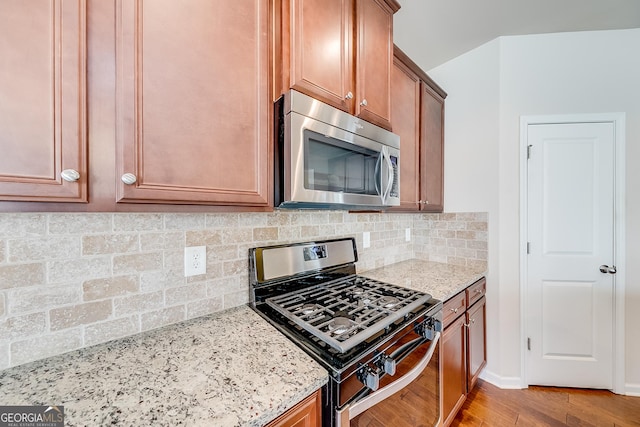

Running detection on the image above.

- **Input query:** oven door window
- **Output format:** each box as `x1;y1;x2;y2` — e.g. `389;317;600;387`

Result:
303;129;379;195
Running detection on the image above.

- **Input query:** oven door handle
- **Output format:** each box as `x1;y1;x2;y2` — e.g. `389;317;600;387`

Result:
336;331;440;426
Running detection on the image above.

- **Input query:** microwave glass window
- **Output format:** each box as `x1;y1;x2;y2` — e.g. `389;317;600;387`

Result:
303;130;379;194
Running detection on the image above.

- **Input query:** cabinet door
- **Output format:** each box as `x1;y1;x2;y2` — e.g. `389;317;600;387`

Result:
354;0;394;130
420;82;445;212
389;53;420;210
441;315;467;427
283;0;353;111
116;0;271;206
466;296;487;391
265;389;321;427
0;0;87;202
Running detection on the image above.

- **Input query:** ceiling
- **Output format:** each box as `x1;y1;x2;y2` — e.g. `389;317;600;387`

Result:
393;0;640;71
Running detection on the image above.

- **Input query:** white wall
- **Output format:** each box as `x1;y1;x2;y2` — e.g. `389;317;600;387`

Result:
406;28;640;392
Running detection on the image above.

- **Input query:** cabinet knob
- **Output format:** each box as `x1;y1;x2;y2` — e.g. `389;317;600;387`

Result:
60;169;80;182
450;308;458;314
121;173;137;185
345;91;353;100
360;98;368;107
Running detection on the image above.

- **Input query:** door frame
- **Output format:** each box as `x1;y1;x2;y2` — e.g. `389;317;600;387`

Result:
519;113;626;394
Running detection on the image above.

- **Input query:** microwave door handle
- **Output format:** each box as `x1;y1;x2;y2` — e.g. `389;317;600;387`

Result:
335;332;441;427
379;147;390;203
374;153;382;197
383;149;394;202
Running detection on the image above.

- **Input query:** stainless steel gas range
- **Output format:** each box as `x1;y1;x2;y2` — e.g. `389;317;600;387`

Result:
249;238;442;427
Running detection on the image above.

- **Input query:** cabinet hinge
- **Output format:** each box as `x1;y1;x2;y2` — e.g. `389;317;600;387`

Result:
527;145;532;159
527;337;531;351
526;242;530;254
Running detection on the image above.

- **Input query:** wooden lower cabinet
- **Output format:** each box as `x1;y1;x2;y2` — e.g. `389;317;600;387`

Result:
440;278;487;427
265;389;322;427
441;315;467;427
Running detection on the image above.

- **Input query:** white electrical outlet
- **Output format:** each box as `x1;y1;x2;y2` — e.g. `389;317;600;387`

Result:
184;246;206;277
405;228;411;242
363;231;371;249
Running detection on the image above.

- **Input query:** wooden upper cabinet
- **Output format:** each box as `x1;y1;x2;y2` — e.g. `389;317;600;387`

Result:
420;82;445;212
354;0;395;130
390;54;421;210
116;0;271;206
276;0;399;130
0;0;87;202
390;46;446;212
282;0;353;111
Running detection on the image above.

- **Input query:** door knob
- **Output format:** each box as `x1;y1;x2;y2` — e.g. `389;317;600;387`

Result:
360;99;368;107
599;265;617;274
121;173;137;185
60;169;80;182
345;91;353;100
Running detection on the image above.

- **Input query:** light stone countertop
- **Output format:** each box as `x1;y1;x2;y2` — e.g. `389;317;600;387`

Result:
0;306;328;427
360;259;486;301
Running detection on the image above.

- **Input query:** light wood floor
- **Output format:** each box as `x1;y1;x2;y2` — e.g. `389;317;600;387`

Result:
451;380;640;427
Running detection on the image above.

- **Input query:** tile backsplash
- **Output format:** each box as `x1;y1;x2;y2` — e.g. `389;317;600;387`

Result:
0;211;487;369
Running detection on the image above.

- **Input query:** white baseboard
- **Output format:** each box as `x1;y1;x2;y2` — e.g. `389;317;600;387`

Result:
625;383;640;396
479;369;525;389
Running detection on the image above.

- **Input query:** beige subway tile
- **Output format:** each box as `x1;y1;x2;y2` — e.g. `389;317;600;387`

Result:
220;228;253;244
467;221;488;231
140;270;184;292
83;276;139;301
446;239;466;248
141;305;185;332
49;300;112;331
186;229;222;246
163;213;205;230
290;213;312;225
9;236;81;262
113;291;164;317
113;213;163;232
48;213;111;234
223;259;246;277
206;276;247;297
112;252;162;275
0;312;46;340
140;231;184;251
455;230;477;240
48;257;111;284
253;227;278;242
188;260;222;283
11;328;82;366
0;214;46;238
82;233;139;255
300;225;319;238
318;224;336;236
310;212;330;224
165;283;206;305
162;249;183;272
205;213;239;228
208;245;238;262
0;240;5;263
0;263;45;290
84;316;139;347
328;212;345;224
476;250;488;260
467;240;488;250
0;293;4;317
7;284;81;314
238;213;267;227
456;248;477;259
265;212;292;226
467;260;488;272
278;226;301;241
186;297;224;319
223;290;249;309
454;212;478;221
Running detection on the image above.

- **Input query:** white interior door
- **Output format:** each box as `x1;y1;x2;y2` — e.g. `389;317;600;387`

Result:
526;121;615;389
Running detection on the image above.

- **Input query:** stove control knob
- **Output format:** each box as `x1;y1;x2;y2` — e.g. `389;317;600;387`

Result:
358;366;379;391
380;355;396;376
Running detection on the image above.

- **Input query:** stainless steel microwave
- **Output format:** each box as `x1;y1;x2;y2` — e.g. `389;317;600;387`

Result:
274;90;400;210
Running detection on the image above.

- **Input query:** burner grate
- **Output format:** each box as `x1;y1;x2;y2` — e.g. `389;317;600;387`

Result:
265;275;432;353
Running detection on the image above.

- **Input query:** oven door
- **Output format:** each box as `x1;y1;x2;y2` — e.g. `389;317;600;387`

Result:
282;111;400;209
336;332;441;427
